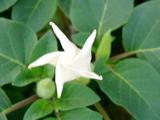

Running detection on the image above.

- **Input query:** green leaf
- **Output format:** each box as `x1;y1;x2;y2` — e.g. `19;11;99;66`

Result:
43;118;56;120
12;0;57;32
96;58;160;120
13;30;57;87
58;0;72;18
12;30;57;87
12;65;54;87
0;88;11;112
72;32;97;52
61;108;102;120
123;0;160;73
0;0;17;13
96;30;112;61
55;83;100;110
72;32;90;47
24;99;53;120
0;18;37;86
31;30;58;62
70;0;133;35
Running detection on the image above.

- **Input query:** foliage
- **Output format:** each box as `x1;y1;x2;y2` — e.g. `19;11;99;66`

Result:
0;0;160;120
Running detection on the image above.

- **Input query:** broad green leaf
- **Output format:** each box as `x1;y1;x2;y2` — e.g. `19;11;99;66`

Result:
72;32;97;52
96;30;112;61
12;65;54;87
24;99;53;120
0;88;11;112
95;58;160;120
13;30;57;87
58;0;71;18
55;83;100;110
0;0;17;13
31;30;58;62
43;118;56;120
72;32;90;47
61;108;102;120
0;18;37;86
123;0;160;73
70;0;133;35
12;0;57;32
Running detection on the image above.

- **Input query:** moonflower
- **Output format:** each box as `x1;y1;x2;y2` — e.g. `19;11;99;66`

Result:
28;22;103;98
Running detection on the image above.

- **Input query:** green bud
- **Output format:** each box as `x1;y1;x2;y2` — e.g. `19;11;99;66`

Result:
36;78;55;99
96;29;112;61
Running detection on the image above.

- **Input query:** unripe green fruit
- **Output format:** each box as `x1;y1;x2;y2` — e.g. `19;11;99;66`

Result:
36;78;55;99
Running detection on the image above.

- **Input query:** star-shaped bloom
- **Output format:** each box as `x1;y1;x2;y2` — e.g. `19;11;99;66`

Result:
28;22;103;98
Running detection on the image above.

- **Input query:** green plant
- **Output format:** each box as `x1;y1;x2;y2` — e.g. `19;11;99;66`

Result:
0;0;160;120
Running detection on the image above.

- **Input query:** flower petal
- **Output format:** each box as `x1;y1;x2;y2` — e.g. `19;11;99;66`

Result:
55;63;64;98
55;63;80;98
72;30;96;70
81;29;96;53
28;51;62;69
80;71;103;80
64;65;102;80
49;22;79;52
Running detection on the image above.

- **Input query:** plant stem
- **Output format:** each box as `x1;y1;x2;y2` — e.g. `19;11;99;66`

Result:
2;95;38;115
110;47;160;62
110;51;136;62
95;102;111;120
55;109;61;120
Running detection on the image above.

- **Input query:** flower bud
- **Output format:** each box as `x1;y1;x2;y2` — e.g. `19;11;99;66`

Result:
96;29;112;61
36;78;55;99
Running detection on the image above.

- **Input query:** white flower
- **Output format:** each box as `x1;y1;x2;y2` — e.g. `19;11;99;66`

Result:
28;22;103;98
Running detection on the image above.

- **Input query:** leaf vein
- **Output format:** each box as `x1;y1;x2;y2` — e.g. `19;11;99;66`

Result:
98;0;108;35
107;65;160;118
0;53;25;68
